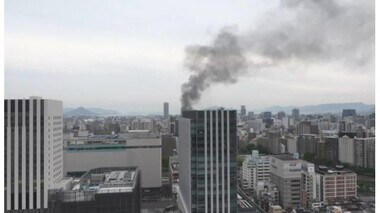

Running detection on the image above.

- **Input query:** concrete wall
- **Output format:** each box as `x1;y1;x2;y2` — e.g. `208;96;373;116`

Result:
64;145;162;188
178;118;191;213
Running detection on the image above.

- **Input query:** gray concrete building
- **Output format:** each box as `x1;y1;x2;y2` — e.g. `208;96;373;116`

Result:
292;108;300;120
63;132;162;190
354;137;375;168
164;102;169;119
269;155;302;209
48;167;141;213
297;134;318;156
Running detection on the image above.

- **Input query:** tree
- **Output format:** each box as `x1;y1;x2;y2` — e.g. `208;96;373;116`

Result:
303;152;314;162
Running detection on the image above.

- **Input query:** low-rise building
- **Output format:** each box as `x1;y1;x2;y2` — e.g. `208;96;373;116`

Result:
48;167;141;213
316;165;357;204
268;205;283;213
63;132;162;191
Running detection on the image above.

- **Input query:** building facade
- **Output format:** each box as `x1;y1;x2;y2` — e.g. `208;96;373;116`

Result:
292;108;300;120
164;102;169;119
297;134;318;157
63;132;162;190
338;136;355;165
178;109;237;213
342;109;356;118
241;150;270;190
5;97;63;212
353;137;375;168
300;161;321;208
316;165;357;204
269;155;302;209
48;167;140;213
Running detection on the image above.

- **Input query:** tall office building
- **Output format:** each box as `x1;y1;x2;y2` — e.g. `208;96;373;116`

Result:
338;136;355;165
178;109;237;213
269;155;302;209
240;105;246;116
323;136;339;164
292;108;300;120
300;161;321;208
164;102;169;119
297;134;318;156
342;109;356;118
353;137;375;168
248;111;254;120
5;97;63;212
277;111;286;120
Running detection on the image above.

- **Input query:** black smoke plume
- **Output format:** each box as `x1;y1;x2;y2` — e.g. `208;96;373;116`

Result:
181;0;374;110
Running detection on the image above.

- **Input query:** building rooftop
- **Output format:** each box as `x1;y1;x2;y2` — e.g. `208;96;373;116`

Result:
64;132;161;146
272;154;299;161
315;165;356;175
49;167;139;203
73;167;138;193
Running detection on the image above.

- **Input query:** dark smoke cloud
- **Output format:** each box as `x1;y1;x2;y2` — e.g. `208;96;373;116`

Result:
181;0;374;110
181;30;248;110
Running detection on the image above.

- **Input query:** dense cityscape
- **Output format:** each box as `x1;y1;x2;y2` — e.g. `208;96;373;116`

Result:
4;98;375;212
4;0;375;212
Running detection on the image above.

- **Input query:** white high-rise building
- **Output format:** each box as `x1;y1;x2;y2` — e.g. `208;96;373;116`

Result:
5;97;63;211
300;161;322;208
242;150;270;190
338;136;355;165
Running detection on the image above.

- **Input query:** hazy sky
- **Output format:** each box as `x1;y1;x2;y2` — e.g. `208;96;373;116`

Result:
5;0;375;114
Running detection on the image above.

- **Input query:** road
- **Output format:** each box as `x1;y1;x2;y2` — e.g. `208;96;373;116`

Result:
237;185;266;213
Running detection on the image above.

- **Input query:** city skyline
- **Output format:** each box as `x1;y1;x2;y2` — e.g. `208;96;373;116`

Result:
5;0;375;113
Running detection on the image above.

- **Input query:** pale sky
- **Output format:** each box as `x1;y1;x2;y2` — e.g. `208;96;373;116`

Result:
5;0;375;114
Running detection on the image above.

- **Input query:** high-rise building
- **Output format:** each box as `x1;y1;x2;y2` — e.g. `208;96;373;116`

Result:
269;155;302;209
262;111;272;119
338;136;355;165
164;102;169;119
342;109;356;118
292;108;300;120
266;128;282;154
300;161;321;208
323;136;339;164
353;137;375;168
242;150;270;190
277;111;286;120
178;109;237;213
241;105;246;116
297;134;318;157
5;97;63;212
248;111;255;120
296;121;317;135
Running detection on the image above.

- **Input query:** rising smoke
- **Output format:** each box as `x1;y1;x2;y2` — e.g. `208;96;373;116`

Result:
180;0;374;110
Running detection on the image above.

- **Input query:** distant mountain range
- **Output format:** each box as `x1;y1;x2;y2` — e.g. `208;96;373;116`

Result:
64;107;120;117
63;102;374;117
259;102;374;114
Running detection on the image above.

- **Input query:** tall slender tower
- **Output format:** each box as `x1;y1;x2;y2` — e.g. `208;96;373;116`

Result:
164;102;169;119
178;109;237;213
4;97;63;212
